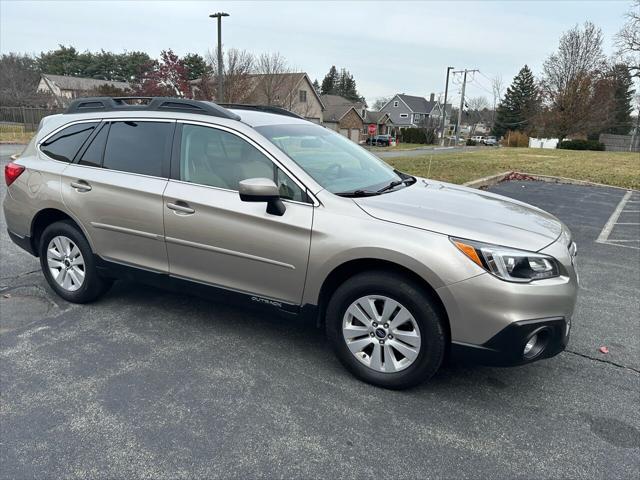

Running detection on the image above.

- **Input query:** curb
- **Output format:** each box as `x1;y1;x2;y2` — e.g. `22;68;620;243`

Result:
464;171;637;192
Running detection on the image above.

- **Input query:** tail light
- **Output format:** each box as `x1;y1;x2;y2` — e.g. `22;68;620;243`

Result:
5;162;25;186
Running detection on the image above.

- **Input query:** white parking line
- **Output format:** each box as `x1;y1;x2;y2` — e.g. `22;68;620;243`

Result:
597;191;633;244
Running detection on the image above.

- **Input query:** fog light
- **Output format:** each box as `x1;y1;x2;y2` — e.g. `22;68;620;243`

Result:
524;335;538;356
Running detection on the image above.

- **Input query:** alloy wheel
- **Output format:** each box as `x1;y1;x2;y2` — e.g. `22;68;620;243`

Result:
342;295;421;373
46;235;85;292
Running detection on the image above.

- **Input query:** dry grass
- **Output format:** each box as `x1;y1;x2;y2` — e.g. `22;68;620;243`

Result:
0;124;34;144
385;147;640;190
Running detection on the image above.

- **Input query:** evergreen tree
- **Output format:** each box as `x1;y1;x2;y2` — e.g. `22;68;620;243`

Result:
492;65;539;136
182;53;210;81
312;78;320;95
605;64;634;135
321;66;338;95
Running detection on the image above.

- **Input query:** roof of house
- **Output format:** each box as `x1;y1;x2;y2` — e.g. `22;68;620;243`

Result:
363;110;390;124
41;74;130;91
320;94;365;109
396;94;437;113
323;104;362;123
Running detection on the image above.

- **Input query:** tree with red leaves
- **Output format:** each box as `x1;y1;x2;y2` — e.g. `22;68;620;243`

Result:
132;49;191;98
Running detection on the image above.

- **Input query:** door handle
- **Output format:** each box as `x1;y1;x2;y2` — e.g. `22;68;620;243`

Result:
166;202;195;215
70;180;92;192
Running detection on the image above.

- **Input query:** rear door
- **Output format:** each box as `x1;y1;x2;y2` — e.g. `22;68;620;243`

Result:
60;119;174;272
162;122;313;305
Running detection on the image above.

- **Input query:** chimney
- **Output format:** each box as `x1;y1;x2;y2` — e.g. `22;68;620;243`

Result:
430;92;435;102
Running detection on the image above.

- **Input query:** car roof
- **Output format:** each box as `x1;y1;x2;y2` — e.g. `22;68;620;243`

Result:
229;109;312;128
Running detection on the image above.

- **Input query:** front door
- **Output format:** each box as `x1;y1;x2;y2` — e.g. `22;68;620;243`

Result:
162;122;313;305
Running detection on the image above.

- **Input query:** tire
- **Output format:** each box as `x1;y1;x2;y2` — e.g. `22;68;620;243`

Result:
326;271;446;389
39;220;113;303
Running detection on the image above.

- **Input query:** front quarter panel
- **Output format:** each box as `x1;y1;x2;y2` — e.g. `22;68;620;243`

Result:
302;191;485;306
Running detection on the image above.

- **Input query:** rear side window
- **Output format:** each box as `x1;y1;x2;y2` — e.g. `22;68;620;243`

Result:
78;123;109;168
40;122;99;162
103;121;172;177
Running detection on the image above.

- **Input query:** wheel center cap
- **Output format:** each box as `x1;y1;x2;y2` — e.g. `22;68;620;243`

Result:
64;259;71;268
375;328;387;339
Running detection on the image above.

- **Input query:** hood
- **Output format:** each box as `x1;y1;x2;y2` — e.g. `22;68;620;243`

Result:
354;179;563;251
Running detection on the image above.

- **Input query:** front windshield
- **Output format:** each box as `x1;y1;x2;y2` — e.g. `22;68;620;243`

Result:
256;124;401;194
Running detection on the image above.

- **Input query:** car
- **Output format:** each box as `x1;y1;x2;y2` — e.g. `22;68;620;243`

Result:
483;136;498;146
365;134;393;146
4;97;578;389
471;135;485;144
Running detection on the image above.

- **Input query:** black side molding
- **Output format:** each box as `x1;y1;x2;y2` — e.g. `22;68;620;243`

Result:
7;230;36;256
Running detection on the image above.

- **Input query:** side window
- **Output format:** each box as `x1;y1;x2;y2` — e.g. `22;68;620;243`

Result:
78;123;109;168
179;124;307;202
103;121;172;177
40;122;99;162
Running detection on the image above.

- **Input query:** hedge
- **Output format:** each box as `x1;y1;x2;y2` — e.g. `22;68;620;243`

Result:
557;139;605;151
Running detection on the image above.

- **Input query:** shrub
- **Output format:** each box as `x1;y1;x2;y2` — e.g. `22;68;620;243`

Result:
557;139;605;151
398;127;436;144
501;130;529;147
466;139;477;146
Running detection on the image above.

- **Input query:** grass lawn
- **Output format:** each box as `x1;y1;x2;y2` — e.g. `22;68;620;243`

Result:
385;147;639;190
367;143;429;152
0;125;34;144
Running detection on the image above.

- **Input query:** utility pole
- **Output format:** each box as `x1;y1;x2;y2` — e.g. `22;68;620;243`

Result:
440;66;454;145
453;69;478;145
209;12;229;102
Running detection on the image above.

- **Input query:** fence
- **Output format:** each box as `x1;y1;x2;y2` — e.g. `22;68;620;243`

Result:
0;106;63;132
598;133;640;152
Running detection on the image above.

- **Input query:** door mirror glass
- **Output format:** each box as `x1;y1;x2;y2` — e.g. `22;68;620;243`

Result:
239;178;286;216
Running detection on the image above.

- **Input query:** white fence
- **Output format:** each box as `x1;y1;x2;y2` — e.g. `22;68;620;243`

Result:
528;137;559;149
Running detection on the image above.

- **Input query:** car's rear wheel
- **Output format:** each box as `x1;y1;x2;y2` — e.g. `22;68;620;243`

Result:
326;271;446;389
39;220;112;303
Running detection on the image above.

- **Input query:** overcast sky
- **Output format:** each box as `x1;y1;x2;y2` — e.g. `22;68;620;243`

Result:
0;0;632;106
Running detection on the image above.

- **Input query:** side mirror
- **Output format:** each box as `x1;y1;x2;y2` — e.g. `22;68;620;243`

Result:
239;178;286;216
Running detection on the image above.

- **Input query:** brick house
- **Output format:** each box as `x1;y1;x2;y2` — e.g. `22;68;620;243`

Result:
321;94;365;143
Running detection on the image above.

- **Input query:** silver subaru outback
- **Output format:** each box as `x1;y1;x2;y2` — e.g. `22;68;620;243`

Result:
3;97;578;389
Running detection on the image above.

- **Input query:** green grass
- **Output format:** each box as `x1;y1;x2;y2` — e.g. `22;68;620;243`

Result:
367;142;430;152
385;147;639;190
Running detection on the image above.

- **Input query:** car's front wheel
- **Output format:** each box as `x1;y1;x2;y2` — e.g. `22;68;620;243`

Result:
326;271;446;389
39;220;113;303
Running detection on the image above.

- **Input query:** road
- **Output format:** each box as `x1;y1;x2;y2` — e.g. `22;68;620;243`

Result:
372;145;483;159
1;146;639;479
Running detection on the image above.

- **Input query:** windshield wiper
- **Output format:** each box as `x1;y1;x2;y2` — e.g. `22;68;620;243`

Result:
335;189;381;198
376;176;416;193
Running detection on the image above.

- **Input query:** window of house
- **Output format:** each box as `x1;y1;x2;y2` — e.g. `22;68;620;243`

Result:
40;122;99;162
399;114;408;118
299;90;307;103
102;121;172;177
179;124;306;202
393;101;399;107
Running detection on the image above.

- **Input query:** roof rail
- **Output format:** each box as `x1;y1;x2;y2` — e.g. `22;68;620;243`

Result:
219;103;304;119
63;97;241;120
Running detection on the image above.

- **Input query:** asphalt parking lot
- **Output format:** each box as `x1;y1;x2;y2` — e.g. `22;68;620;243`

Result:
1;144;639;479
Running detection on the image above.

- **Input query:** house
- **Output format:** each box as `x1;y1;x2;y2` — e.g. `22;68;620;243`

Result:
363;111;394;136
320;94;365;143
192;72;324;124
37;74;130;104
380;93;447;130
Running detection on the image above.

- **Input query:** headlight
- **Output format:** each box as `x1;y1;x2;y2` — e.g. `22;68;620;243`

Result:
451;237;560;283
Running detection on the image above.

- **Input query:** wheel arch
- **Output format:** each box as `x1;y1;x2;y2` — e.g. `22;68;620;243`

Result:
30;208;92;256
313;258;451;343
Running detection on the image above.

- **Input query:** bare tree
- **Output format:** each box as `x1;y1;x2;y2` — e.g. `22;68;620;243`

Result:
466;96;490;134
205;48;255;102
0;53;50;107
615;0;640;79
541;22;607;140
371;96;391;111
254;52;291;105
491;74;504;124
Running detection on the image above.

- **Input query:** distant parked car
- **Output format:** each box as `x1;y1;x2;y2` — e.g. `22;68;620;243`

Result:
471;135;485;144
483;136;498;146
366;134;393;146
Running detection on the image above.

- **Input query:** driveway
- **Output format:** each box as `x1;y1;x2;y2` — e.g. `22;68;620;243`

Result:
1;151;638;479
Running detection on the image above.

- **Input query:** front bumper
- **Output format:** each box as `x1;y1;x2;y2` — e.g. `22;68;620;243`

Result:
450;316;570;366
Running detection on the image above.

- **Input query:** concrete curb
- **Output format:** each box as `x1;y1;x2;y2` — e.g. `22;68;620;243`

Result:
463;171;637;192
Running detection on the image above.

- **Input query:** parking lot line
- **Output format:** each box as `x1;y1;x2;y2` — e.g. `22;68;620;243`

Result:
596;190;633;245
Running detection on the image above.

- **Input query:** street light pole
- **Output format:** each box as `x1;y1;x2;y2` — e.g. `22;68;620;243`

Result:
209;12;229;102
440;66;454;146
